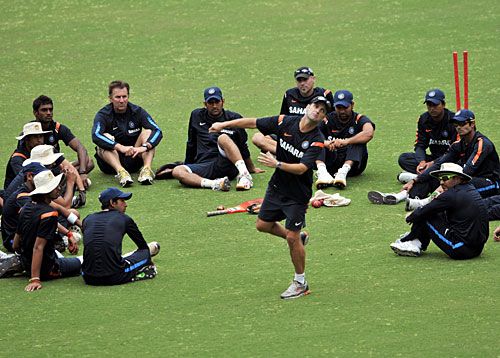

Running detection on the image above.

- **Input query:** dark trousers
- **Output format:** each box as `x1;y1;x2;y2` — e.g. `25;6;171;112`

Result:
325;144;368;176
410;177;500;199
484;194;500;221
398;153;434;174
404;213;484;260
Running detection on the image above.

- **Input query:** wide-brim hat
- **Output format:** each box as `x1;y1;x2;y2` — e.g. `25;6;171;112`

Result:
430;162;471;182
29;170;63;196
16;122;51;140
23;144;64;166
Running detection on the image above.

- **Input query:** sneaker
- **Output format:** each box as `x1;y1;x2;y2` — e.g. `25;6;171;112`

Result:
315;171;334;189
138;166;155;185
300;231;309;246
397;172;418;184
333;170;347;189
131;264;157;282
367;191;386;204
280;280;310;299
383;193;399;205
236;174;253;191
0;254;23;278
116;169;133;187
212;177;231;191
390;239;422;257
405;197;426;211
71;190;86;208
148;241;160;257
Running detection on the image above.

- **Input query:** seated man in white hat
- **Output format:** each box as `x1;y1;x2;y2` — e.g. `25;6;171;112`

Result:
389;162;489;259
12;170;82;291
3;122;48;190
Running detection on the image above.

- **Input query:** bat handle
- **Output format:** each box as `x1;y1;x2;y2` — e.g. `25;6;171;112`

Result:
207;210;227;217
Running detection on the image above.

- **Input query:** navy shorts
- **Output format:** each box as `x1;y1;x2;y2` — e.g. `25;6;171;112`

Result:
185;156;238;180
83;249;151;286
258;186;308;231
94;148;143;174
41;257;82;281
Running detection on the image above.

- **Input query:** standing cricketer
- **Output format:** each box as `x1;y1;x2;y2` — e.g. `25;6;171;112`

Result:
210;95;331;299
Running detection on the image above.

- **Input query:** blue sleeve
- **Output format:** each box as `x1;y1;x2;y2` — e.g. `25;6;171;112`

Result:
91;111;117;150
139;108;163;148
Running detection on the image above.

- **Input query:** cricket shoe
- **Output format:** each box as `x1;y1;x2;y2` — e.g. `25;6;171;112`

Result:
148;241;161;257
131;264;157;282
236;174;253;191
367;191;387;204
300;231;309;246
71;190;86;208
390;239;422;257
116;169;133;187
0;254;23;278
397;171;418;184
333;170;347;189
212;177;231;191
315;171;334;189
280;280;310;300
138;166;155;185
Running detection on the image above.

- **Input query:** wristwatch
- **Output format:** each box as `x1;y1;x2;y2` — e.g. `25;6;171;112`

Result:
276;161;282;168
141;143;149;151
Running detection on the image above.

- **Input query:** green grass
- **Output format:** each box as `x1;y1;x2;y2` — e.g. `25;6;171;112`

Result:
1;0;499;356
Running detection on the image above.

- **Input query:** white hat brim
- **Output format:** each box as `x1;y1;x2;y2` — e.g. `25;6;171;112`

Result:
16;130;51;140
29;173;64;196
23;152;64;166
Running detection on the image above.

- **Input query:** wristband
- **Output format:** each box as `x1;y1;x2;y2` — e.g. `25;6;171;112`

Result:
29;277;41;283
67;212;78;224
142;143;149;151
67;231;73;239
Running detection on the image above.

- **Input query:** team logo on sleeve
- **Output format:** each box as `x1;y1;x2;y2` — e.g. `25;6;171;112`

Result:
348;127;355;135
301;141;310;150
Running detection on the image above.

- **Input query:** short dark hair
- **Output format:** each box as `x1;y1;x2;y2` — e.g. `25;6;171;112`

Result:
33;95;53;112
101;198;117;210
31;193;48;203
108;80;130;96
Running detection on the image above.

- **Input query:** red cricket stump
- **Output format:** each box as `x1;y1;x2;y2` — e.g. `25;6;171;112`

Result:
463;50;469;109
453;51;461;111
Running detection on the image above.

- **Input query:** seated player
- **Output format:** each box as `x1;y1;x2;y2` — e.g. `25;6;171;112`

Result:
81;188;160;285
92;80;163;187
389;163;489;259
315;90;375;189
171;86;262;191
397;89;456;183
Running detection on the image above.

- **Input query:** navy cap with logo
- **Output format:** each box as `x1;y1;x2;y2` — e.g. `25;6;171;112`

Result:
311;95;332;112
294;66;314;80
452;109;475;123
423;89;445;105
333;90;354;108
204;87;223;102
98;187;132;205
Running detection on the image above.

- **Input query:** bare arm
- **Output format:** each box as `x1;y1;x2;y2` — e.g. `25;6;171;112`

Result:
209;118;258;133
68;138;90;173
25;237;47;292
329;123;374;149
258;152;308;175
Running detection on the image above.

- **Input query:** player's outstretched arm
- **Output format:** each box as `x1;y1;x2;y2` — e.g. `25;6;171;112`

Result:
209;118;258;133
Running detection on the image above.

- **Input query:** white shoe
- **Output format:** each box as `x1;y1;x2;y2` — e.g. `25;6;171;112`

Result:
333;170;347;189
138;166;155;185
212;177;231;191
280;280;310;299
236;174;253;191
397;172;418;184
116;169;133;187
315;171;334;189
390;239;422;257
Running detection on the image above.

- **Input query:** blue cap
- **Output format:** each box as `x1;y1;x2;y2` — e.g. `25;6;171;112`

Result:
294;66;314;79
98;187;132;205
22;162;47;176
424;89;445;105
452;109;475;122
204;87;223;102
333;90;353;108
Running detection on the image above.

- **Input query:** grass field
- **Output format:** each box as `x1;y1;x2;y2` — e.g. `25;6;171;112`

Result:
1;1;499;356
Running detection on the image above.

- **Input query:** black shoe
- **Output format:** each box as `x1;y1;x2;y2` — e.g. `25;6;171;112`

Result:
155;161;183;180
0;254;22;278
131;264;157;282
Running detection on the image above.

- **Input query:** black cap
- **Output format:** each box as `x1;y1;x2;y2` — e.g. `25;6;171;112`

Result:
294;66;314;80
311;95;332;112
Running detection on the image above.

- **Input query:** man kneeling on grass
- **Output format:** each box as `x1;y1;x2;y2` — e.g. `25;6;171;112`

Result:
390;162;489;259
81;188;160;285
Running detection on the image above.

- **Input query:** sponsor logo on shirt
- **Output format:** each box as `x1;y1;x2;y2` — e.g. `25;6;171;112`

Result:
128;128;141;134
221;129;235;136
288;106;306;115
429;139;451;146
279;138;304;158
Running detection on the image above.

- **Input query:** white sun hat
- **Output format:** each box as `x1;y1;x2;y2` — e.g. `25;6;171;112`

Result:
29;170;64;196
430;162;472;182
23;145;64;166
15;122;50;140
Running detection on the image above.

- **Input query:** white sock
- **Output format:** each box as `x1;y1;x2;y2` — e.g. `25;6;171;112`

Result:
235;160;249;177
317;162;329;175
394;190;408;202
294;272;305;284
340;163;351;173
201;178;216;189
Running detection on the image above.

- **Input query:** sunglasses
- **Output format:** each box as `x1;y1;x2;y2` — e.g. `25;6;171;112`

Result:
439;175;457;181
